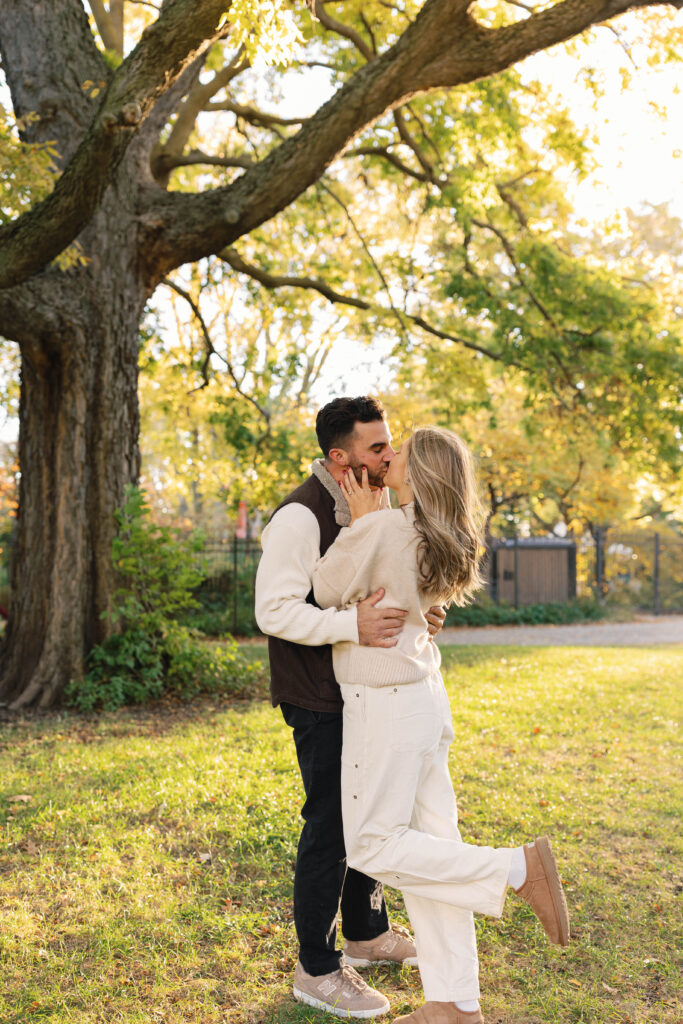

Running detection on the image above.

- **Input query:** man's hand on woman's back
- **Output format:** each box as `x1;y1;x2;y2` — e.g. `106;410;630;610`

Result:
357;588;408;648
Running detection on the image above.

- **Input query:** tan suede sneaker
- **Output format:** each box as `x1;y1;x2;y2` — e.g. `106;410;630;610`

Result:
513;835;570;946
345;924;418;967
293;961;390;1019
393;1002;483;1024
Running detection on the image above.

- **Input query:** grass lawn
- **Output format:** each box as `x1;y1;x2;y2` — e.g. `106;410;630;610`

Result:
1;645;681;1024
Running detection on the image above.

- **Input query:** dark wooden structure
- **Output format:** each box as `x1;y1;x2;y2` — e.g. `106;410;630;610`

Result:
489;537;577;607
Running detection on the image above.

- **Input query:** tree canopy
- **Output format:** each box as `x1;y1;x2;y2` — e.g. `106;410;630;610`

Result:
2;0;683;289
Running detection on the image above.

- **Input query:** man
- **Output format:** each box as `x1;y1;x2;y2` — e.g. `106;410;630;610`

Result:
255;397;445;1019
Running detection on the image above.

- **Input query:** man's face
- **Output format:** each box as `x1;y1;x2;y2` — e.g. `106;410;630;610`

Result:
343;420;395;488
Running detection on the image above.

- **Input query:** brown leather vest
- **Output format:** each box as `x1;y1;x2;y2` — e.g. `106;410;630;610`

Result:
267;474;344;712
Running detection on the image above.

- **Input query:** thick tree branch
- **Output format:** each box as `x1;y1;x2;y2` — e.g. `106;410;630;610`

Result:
140;0;682;282
0;276;67;352
0;0;230;289
125;47;209;176
1;0;107;157
5;0;681;291
454;0;683;86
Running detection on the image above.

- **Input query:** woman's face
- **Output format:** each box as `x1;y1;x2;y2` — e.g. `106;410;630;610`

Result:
384;442;409;491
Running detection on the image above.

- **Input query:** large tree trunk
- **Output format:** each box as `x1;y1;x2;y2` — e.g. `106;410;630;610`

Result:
0;207;143;709
0;0;153;708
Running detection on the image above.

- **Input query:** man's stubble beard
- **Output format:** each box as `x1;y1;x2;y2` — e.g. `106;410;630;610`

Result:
348;458;387;490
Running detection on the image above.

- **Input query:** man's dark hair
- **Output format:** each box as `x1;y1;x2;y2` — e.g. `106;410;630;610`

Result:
316;396;385;457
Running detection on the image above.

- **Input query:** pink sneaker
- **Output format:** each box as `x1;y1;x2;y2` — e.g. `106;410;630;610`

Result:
344;924;418;967
293;960;390;1019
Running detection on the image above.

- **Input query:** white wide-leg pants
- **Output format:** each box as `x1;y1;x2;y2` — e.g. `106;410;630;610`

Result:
340;672;512;1002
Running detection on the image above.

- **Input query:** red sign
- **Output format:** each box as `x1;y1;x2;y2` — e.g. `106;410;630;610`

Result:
236;501;248;539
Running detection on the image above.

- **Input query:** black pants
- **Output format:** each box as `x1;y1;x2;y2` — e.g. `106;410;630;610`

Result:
281;702;390;976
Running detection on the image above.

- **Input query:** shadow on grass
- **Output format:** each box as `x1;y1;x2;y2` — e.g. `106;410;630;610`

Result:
0;689;272;751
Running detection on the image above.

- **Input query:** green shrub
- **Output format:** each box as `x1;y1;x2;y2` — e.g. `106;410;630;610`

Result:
65;487;263;711
177;588;259;637
445;595;604;627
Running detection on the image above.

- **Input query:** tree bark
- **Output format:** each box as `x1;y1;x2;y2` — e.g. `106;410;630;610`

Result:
0;192;144;709
0;3;154;708
0;0;229;288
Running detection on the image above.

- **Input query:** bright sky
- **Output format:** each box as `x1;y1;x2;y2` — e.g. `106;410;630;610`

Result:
529;31;683;221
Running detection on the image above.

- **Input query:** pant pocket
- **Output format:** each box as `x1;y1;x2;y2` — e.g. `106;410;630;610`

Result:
387;682;441;752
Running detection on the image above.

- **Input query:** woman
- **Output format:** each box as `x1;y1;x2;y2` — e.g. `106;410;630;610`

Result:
311;427;569;1024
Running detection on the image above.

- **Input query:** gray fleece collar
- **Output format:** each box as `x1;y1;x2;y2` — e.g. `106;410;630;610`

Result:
311;459;392;526
311;459;351;526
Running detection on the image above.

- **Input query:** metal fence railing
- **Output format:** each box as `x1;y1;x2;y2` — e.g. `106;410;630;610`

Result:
196;529;683;634
578;529;683;614
197;538;262;634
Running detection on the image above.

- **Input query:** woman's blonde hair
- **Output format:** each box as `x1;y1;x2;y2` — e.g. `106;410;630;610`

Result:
405;426;486;606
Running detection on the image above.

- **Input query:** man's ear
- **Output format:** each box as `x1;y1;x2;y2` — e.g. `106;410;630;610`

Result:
328;447;349;467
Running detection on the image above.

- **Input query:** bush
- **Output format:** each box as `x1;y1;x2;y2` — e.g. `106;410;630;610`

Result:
177;587;259;637
65;487;263;711
445;595;604;628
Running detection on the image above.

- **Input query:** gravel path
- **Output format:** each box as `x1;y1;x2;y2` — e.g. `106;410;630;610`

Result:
437;614;683;647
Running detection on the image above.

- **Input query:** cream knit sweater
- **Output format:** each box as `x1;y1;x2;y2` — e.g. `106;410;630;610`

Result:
312;504;441;687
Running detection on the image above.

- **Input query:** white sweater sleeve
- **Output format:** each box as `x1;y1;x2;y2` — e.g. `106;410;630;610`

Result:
312;512;383;610
254;503;359;646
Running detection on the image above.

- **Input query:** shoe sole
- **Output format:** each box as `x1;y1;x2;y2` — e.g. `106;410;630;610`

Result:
536;835;571;946
293;986;390;1019
344;955;419;968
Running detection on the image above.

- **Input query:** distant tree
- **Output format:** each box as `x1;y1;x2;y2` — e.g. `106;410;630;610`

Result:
137;285;321;522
